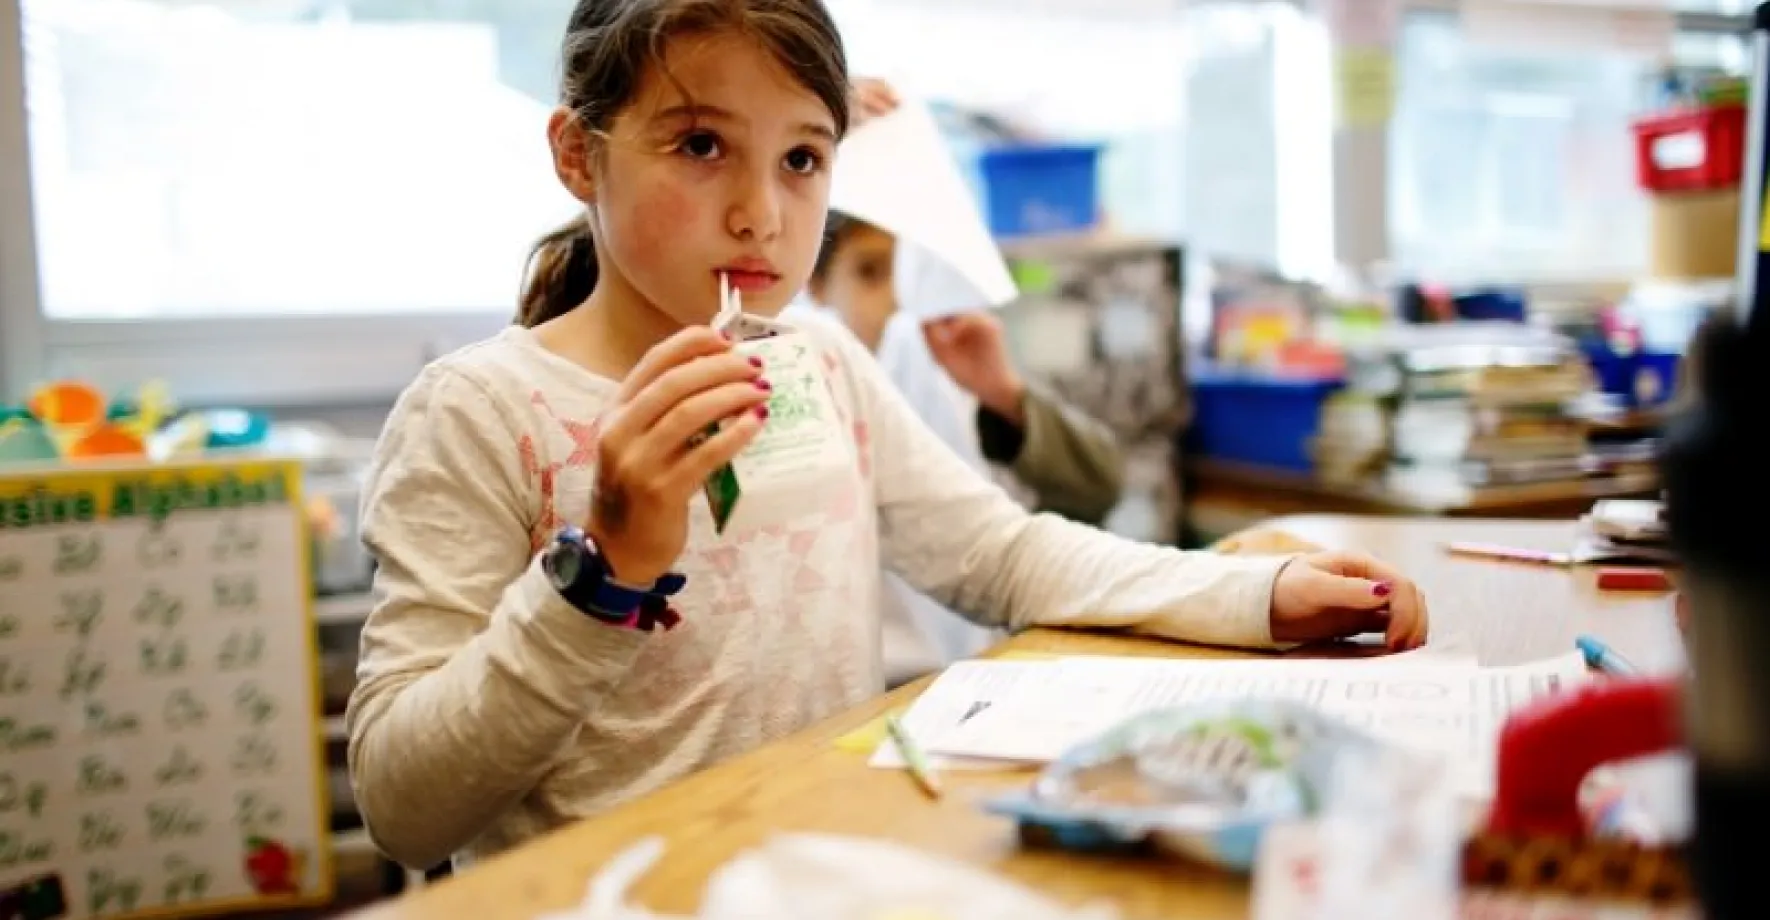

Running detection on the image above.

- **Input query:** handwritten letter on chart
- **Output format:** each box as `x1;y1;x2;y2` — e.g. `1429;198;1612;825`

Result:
0;460;329;919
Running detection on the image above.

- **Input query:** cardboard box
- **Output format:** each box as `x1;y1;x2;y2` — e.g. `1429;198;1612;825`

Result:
1650;187;1739;279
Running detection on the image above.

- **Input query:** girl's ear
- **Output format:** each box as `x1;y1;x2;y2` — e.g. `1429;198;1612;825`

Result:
548;107;597;204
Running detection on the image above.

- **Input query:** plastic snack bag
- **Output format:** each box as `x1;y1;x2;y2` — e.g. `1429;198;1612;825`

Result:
983;698;1435;872
1309;739;1460;920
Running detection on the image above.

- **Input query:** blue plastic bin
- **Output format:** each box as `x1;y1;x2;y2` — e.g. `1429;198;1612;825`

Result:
973;143;1103;238
1188;368;1345;473
1582;342;1682;409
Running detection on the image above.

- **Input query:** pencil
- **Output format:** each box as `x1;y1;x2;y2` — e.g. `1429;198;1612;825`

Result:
884;714;943;800
1445;541;1573;567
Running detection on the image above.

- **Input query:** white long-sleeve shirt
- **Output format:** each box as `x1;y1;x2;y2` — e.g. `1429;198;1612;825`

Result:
346;312;1290;871
869;310;1007;681
781;301;1007;685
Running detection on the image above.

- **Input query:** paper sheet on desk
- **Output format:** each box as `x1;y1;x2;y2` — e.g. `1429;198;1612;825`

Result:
829;100;1017;319
867;642;1478;772
925;652;1589;798
868;659;1051;771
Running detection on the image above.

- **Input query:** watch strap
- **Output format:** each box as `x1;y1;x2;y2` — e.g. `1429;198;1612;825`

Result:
550;527;689;628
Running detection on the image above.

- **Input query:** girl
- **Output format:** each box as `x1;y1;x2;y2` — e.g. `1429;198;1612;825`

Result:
347;0;1430;873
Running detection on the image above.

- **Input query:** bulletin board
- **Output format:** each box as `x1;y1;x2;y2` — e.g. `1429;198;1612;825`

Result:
0;459;332;920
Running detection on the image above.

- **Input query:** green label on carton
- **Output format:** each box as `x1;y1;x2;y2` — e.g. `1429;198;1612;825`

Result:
704;464;742;534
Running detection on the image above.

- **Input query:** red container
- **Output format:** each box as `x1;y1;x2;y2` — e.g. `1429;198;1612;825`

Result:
1632;104;1747;193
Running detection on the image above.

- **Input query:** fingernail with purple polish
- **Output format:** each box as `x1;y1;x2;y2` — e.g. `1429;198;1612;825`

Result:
1373;582;1393;598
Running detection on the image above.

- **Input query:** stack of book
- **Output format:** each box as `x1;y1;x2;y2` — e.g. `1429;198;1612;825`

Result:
1382;333;1597;504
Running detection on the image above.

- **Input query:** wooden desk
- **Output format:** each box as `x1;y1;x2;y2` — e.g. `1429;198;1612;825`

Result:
1186;459;1661;542
347;516;1682;920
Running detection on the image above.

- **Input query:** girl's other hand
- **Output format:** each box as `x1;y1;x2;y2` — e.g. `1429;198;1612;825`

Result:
1268;551;1429;652
587;327;771;585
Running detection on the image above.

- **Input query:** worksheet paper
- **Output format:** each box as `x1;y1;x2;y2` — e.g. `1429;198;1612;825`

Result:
869;642;1480;773
828;100;1017;319
868;659;1053;772
921;653;1589;798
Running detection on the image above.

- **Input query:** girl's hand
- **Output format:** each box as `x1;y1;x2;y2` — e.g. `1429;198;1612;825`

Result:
586;327;771;586
1269;551;1429;652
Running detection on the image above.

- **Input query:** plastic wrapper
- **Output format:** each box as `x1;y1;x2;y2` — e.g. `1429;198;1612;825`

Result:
983;698;1422;872
1309;738;1460;919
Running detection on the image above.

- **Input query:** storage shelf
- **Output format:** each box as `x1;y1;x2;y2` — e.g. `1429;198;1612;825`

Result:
333;827;374;854
315;593;374;625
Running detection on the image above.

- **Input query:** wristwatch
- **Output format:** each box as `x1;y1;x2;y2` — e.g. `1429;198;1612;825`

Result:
541;525;663;624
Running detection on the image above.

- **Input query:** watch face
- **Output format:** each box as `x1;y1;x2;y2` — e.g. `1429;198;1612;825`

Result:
548;538;582;588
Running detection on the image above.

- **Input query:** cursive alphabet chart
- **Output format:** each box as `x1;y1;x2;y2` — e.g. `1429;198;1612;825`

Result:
0;459;330;919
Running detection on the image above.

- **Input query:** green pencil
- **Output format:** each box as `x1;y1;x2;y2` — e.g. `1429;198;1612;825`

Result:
884;714;943;800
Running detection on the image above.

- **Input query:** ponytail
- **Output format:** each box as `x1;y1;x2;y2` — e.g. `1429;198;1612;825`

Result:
517;213;599;327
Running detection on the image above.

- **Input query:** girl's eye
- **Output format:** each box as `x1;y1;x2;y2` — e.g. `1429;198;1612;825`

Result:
678;131;722;160
783;146;824;175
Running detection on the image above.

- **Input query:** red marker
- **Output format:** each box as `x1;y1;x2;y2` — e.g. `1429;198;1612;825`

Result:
1596;568;1674;592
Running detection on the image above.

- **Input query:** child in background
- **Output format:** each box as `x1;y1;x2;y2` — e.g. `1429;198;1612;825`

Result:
805;213;1125;522
348;0;1431;874
799;213;1126;685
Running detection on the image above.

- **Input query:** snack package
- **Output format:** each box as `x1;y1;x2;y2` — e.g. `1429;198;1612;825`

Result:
701;282;852;536
1309;736;1460;919
983;699;1426;873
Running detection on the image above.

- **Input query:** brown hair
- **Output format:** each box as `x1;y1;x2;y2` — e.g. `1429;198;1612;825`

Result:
811;211;873;283
517;0;852;327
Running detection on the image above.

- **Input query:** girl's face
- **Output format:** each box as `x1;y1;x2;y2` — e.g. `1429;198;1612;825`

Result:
555;31;839;327
811;223;897;352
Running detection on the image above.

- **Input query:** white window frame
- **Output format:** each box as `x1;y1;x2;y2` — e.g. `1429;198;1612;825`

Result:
0;0;1754;407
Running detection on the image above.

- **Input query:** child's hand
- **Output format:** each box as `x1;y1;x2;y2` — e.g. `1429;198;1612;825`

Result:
1211;527;1322;556
587;327;771;586
850;77;901;128
923;313;1026;425
1269;552;1429;652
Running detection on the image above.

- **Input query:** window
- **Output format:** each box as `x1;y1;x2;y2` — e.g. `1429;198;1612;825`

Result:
830;0;1329;275
2;0;579;404
23;0;578;320
829;0;1195;242
1388;8;1751;284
